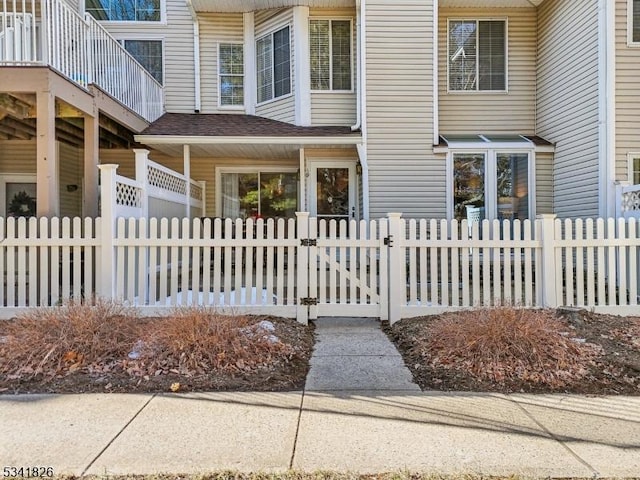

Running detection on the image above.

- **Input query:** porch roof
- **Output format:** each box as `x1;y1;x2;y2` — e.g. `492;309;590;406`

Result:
434;133;554;153
135;113;362;158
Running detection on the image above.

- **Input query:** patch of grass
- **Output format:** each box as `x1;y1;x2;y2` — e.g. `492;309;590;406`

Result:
409;307;602;388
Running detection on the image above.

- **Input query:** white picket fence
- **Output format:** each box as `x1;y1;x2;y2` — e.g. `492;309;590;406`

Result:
0;212;638;323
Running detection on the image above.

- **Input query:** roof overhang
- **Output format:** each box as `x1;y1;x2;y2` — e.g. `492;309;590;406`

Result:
434;134;555;154
440;0;545;7
191;0;355;13
135;135;362;145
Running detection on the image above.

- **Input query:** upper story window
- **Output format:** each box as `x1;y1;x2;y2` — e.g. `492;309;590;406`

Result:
448;19;506;92
256;26;291;104
219;43;244;108
309;19;352;91
629;0;640;44
85;0;162;22
120;39;163;84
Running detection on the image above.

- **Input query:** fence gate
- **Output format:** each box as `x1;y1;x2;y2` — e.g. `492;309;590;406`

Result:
297;216;389;322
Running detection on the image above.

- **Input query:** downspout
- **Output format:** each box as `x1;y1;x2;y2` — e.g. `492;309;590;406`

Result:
433;0;439;146
186;0;202;113
353;0;369;220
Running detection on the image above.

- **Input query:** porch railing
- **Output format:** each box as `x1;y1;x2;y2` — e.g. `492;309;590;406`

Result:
616;182;640;219
0;0;164;122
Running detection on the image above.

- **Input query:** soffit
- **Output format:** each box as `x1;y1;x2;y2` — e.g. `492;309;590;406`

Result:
191;0;355;13
440;0;544;8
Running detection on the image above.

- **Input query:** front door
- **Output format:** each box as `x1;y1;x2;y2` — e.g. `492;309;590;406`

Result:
308;161;357;223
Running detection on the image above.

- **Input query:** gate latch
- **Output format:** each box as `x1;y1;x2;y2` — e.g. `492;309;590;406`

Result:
300;297;318;306
383;235;394;247
301;238;317;247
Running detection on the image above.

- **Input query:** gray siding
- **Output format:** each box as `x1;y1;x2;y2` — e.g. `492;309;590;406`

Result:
365;0;444;219
309;7;357;126
439;7;537;135
536;152;554;215
255;8;296;123
536;0;600;219
616;0;640;182
199;13;245;114
101;0;196;114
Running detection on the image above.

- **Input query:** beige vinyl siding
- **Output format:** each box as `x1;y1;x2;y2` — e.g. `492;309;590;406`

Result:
0;141;37;174
616;0;640;182
536;0;600;219
535;152;554;215
365;0;443;219
439;8;536;135
309;7;357;126
98;149;299;216
101;0;196;114
255;8;296;123
58;143;83;217
198;13;244;114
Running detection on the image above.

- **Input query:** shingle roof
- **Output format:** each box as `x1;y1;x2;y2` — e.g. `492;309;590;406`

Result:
140;113;359;137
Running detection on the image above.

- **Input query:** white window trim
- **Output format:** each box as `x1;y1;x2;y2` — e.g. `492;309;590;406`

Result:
217;42;245;110
82;0;167;25
215;166;299;217
0;174;37;217
256;25;293;107
116;36;166;86
627;0;640;46
446;17;509;94
309;17;355;94
628;152;640;183
446;148;535;221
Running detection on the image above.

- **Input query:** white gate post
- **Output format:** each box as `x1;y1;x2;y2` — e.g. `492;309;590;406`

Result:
296;211;310;325
98;164;118;300
536;214;558;308
134;149;150;219
387;212;404;324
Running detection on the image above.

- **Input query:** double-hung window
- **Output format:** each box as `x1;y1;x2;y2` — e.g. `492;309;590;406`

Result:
256;26;291;103
448;19;506;92
629;0;640;44
119;39;163;84
309;19;352;91
219;43;244;107
629;153;640;184
85;0;162;22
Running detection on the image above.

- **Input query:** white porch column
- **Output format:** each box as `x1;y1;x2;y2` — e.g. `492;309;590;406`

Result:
184;144;191;219
134;148;150;219
299;148;306;211
293;6;311;126
36;90;59;217
83;108;100;218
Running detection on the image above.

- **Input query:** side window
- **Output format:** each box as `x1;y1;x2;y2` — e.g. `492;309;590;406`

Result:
256;26;291;103
309;19;352;91
85;0;162;22
629;0;640;44
219;43;244;107
121;39;163;84
630;154;640;184
448;19;506;92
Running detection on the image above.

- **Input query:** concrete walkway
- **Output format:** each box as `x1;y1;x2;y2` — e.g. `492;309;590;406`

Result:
1;317;639;477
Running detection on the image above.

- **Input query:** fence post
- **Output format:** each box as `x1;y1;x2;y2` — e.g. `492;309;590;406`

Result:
98;164;118;300
536;214;558;308
387;212;403;324
296;211;309;325
134;148;150;219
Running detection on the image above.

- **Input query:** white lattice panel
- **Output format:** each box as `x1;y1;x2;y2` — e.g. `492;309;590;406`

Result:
147;166;187;195
116;181;142;207
191;183;203;201
622;191;640;213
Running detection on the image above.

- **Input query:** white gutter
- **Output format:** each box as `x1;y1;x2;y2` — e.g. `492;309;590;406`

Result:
432;0;439;145
598;0;616;218
186;0;202;113
351;0;362;132
134;135;363;145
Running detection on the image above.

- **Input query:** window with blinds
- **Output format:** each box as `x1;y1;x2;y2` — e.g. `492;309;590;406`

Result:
310;19;352;91
256;26;291;103
219;43;244;107
448;19;506;92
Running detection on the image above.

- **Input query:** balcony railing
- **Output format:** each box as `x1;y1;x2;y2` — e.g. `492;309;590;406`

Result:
0;0;164;122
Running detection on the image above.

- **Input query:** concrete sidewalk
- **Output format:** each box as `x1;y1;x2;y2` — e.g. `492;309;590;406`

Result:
1;392;639;477
1;317;639;477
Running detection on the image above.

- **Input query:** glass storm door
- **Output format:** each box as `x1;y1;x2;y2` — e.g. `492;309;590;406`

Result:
309;162;356;223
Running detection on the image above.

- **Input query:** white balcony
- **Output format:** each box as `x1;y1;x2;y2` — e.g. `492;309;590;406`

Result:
0;0;164;122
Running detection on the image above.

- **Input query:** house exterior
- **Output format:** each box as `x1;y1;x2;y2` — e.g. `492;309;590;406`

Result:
0;0;638;222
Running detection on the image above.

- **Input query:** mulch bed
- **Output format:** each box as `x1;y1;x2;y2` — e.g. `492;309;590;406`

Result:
385;309;640;395
0;315;314;395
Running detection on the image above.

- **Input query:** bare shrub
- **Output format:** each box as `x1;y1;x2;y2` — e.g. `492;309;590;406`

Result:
0;299;140;378
137;308;299;376
417;307;602;387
